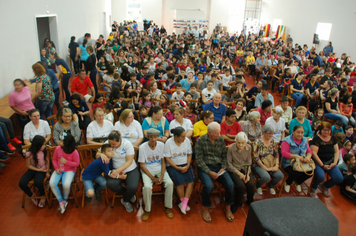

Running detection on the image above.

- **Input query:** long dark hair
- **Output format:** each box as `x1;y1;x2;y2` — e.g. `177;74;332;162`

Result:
62;133;76;154
28;135;47;167
70;36;75;47
14;78;26;87
148;106;162;117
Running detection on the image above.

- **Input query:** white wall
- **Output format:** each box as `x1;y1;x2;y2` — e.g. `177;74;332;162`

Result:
261;0;356;59
0;0;111;99
142;0;163;28
111;0;127;26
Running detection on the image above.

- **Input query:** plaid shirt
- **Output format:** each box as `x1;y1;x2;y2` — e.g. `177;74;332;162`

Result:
195;134;227;174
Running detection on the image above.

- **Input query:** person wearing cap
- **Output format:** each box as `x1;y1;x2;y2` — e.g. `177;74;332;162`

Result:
195;122;235;223
137;66;148;81
138;128;174;221
290;72;306;108
276;95;293;128
203;93;227;124
265;107;286;142
254;83;274;108
140;71;155;90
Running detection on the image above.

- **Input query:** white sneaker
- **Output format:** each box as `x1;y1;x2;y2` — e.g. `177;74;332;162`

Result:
309;190;318;198
256;187;263;195
269;188;276;195
130;195;136;203
284;183;290;193
178;203;186;215
295;185;302;192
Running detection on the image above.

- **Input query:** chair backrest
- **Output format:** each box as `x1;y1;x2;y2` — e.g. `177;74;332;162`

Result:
134;146;139;162
77;144;104;170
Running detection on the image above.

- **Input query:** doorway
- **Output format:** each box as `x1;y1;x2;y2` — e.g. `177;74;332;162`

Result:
35;15;59;58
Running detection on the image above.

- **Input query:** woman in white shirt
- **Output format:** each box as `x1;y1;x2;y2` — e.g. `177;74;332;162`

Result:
97;130;139;212
164;127;194;214
113;109;144;148
23;109;51;145
86;108;113;144
264;107;286;143
169;107;193;139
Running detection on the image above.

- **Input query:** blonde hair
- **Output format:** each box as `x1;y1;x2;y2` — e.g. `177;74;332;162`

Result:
295;106;307;113
328;88;339;97
119;109;133;123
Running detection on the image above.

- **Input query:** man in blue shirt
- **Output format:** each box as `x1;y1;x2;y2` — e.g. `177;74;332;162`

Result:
311;51;323;66
203;93;226;123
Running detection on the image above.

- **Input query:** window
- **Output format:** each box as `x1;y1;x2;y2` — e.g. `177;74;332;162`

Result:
127;0;142;23
316;23;332;41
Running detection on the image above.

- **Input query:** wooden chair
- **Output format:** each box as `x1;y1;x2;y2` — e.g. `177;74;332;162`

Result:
21;145;51;208
77;144;108;207
287;87;296;108
47;146;79;208
102;91;110;102
111;146;141;208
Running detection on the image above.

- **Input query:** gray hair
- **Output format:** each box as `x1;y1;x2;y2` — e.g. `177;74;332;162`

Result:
207;122;220;132
248;111;261;121
235;132;248;142
262;124;274;133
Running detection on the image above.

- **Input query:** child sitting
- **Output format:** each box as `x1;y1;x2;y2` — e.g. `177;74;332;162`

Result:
165;104;176;123
188;83;201;100
311;108;324;130
338;153;355;176
172;84;184;101
340;165;356;202
334;132;346;150
220;68;233;91
332;120;344;136
196;72;207;90
139;91;153;108
92;93;106;114
184;102;198;125
103;102;114;124
82;144;125;202
139;105;148;124
345;125;355;142
279;68;292;94
261;62;271;83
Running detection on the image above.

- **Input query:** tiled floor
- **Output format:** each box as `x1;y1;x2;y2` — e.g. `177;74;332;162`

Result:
0;75;355;236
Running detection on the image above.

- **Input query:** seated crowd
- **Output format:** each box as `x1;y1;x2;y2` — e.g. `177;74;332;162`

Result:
2;21;356;223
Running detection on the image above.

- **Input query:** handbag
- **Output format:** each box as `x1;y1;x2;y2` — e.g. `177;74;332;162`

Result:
262;154;276;168
291;158;315;176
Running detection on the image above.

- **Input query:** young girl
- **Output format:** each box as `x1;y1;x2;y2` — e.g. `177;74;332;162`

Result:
159;94;170;109
92;93;106;114
49;134;80;214
279;67;292;94
165;104;176;123
184;102;198;125
340;95;355;126
19;135;50;208
103;102;114;124
133;84;143;110
312;108;324;131
340;140;352;163
139;91;153;108
148;81;161;100
123;84;134;98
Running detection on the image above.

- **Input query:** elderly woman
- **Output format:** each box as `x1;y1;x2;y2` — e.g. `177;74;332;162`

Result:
227;132;254;211
234;98;248;125
241;111;262;143
164;127;194;215
252;125;284;195
98;131;140;212
113;109;143;148
309;122;343;198
23;109;51;145
265;107;286;143
276;96;293;127
193;110;214;141
68;94;91;131
324;88;349;127
288;106;313;140
86;108;113;144
53;106;81;146
281;125;314;193
256;100;272;126
142;106;170;143
32;62;55;120
9;79;35;129
169;107;193;139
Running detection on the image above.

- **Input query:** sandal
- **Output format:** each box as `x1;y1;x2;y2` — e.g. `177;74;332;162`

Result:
31;193;38;206
224;210;234;222
38;198;46;208
200;209;212;223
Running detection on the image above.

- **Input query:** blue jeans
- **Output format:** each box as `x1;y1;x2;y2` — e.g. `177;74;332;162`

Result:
290;92;304;108
82;175;107;196
62;73;72;102
253;165;284;188
36;99;54;120
0;127;8;150
90;68;98;94
197;164;234;207
324;113;349;127
53;88;60;110
311;164;343;190
49;171;75;203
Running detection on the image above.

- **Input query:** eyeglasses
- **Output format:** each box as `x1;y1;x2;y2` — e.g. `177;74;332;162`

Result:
322;129;331;132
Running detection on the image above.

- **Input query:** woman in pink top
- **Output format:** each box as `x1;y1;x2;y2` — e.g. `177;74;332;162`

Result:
339;95;355;126
49;134;80;214
256;100;272;126
18;135;50;207
9;79;35;129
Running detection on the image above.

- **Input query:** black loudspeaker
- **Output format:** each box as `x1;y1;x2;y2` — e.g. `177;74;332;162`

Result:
243;197;338;236
313;33;320;44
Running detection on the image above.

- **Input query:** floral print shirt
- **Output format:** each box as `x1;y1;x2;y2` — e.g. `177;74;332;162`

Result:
35;74;55;102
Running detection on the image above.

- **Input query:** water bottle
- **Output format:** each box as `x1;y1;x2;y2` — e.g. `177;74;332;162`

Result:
60;157;65;171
